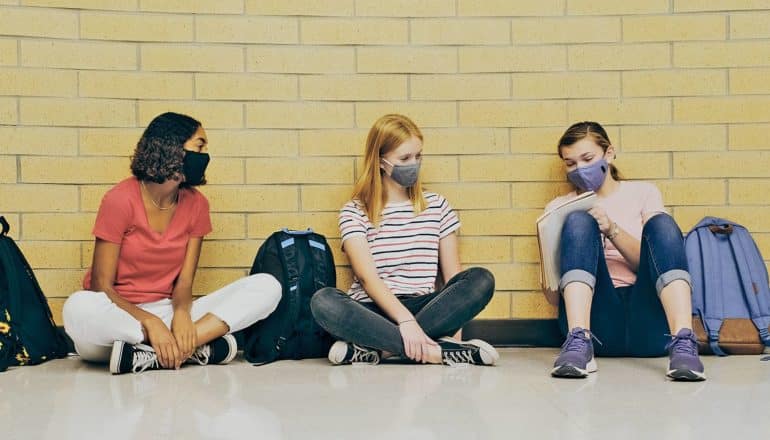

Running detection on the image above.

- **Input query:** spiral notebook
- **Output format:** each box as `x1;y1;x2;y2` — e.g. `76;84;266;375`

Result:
536;191;598;291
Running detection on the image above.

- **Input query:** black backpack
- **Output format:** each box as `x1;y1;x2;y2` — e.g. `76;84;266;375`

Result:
0;216;69;372
242;228;336;364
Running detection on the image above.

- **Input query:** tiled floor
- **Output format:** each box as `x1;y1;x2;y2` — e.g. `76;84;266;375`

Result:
3;348;768;439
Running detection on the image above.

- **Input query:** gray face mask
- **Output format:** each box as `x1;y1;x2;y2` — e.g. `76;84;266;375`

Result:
381;158;421;187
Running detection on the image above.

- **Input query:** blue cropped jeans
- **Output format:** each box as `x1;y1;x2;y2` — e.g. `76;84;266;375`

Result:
558;212;691;357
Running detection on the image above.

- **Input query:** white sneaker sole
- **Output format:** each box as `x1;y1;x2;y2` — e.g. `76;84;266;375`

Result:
220;334;238;365
109;340;126;375
328;341;349;365
551;357;598;378
465;338;500;366
667;368;706;381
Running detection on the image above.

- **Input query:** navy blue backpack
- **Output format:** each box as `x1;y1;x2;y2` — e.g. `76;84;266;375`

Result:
685;217;770;356
1;216;69;372
241;228;336;365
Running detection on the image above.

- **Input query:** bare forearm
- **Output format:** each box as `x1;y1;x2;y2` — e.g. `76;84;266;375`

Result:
171;286;193;313
363;278;414;324
609;228;641;271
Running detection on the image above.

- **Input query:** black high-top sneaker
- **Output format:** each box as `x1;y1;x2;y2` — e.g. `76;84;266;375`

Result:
438;337;499;366
110;341;162;374
187;334;238;366
327;341;381;365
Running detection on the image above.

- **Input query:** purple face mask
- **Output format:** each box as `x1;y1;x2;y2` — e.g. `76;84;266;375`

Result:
567;158;608;192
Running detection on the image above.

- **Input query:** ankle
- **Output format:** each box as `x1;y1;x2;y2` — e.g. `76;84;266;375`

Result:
670;326;691;335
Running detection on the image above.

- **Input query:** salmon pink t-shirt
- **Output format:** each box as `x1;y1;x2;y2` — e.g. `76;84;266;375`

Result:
545;181;666;288
83;177;212;304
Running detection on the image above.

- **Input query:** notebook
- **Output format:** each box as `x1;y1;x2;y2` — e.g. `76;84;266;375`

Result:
536;191;598;292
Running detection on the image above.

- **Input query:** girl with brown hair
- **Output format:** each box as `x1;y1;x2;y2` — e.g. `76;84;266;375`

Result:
544;121;705;381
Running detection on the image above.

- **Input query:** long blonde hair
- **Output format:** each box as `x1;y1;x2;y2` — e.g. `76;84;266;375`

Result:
352;114;427;226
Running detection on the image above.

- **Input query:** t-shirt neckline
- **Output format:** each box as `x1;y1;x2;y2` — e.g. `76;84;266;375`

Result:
132;177;184;237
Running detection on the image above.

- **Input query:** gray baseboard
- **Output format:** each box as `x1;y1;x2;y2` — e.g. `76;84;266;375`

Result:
463;319;562;347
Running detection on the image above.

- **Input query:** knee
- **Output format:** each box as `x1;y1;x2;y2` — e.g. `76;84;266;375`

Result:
643;213;683;244
245;273;283;310
465;267;495;303
62;290;99;327
310;287;344;324
563;211;599;235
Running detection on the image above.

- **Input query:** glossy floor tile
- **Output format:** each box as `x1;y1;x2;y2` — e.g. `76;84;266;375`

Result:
2;348;768;439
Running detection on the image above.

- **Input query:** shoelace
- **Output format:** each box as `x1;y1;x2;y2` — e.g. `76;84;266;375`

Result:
563;328;601;353
443;347;476;366
189;344;211;365
665;332;698;356
132;344;160;373
350;344;379;365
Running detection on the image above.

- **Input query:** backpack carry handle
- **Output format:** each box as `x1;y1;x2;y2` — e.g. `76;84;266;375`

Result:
281;227;314;236
708;224;733;235
0;216;9;236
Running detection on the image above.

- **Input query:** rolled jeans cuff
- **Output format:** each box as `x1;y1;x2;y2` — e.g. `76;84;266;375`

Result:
559;269;596;292
655;269;691;296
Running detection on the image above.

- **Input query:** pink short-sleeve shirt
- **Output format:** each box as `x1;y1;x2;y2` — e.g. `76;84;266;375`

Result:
546;181;666;287
82;177;212;304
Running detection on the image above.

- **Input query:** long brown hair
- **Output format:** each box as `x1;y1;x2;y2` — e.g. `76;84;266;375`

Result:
557;121;621;181
351;114;427;226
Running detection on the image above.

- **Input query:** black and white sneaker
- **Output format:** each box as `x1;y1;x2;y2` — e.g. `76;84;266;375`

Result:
328;341;380;365
187;334;238;366
110;341;162;375
438;337;499;366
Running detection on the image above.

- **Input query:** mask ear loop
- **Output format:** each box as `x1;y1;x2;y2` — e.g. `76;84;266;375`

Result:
380;157;394;176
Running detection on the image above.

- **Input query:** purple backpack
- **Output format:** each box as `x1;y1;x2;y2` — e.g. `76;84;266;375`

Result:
685;217;770;356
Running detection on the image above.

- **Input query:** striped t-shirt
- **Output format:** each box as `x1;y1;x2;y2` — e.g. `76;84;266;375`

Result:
339;192;461;302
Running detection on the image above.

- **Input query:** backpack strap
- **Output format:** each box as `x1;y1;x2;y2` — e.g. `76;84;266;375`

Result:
728;230;770;352
272;232;302;356
307;234;331;291
698;226;727;356
281;228;332;290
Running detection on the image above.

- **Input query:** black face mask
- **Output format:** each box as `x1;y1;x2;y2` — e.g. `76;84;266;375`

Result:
182;151;210;186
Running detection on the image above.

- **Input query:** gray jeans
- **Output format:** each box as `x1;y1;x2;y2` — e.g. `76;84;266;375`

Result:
310;267;495;356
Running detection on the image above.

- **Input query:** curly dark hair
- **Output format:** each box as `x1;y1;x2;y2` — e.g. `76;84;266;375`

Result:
130;112;205;186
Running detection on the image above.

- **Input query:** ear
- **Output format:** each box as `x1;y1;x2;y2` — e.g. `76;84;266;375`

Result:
605;145;616;163
379;158;389;175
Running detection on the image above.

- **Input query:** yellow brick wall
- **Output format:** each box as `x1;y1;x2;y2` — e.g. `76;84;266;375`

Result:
1;1;770;325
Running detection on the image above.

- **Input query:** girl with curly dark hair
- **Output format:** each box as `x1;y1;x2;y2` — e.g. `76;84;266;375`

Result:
63;112;282;374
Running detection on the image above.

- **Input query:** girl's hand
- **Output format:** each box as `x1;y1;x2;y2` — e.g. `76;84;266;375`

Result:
399;320;438;363
143;317;181;369
587;206;613;236
171;310;197;367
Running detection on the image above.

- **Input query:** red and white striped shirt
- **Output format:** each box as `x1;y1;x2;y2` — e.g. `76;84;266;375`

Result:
339;192;461;302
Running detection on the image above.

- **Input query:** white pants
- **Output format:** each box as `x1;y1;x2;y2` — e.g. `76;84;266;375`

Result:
63;273;282;362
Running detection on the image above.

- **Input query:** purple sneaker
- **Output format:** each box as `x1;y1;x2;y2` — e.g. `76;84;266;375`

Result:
551;327;598;378
666;328;706;381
